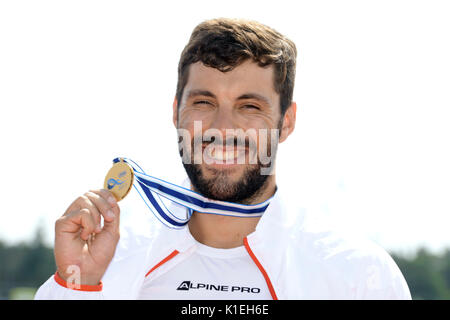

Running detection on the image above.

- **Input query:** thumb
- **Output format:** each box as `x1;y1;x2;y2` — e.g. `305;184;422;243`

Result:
102;203;120;235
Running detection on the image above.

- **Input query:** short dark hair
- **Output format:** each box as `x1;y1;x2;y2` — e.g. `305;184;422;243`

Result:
176;18;297;117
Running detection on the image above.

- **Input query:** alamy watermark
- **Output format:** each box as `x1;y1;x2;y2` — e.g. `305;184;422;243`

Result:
177;121;279;176
65;265;81;290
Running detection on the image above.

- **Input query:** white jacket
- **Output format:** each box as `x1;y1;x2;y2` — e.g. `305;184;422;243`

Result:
35;181;411;300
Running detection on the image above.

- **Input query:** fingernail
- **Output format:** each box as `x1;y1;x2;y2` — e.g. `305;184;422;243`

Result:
106;210;115;219
95;224;101;233
107;196;116;205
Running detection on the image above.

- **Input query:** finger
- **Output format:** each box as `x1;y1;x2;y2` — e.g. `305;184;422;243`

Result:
90;189;121;225
85;190;116;224
78;208;97;240
73;194;102;233
96;188;119;209
60;208;96;241
90;189;119;212
90;189;121;235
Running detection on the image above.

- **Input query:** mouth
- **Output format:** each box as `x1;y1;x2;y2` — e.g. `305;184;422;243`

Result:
202;144;249;168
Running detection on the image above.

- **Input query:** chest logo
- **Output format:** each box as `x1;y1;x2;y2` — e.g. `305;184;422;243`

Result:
176;280;261;293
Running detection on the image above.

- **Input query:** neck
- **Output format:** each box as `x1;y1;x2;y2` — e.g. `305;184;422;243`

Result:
188;175;276;249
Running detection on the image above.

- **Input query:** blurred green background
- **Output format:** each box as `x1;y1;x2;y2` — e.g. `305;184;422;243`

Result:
1;225;449;300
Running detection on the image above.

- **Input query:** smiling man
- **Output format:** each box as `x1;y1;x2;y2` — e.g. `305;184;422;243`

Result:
35;18;411;300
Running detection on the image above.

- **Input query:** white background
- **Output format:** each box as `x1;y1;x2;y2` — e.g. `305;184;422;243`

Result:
0;0;449;256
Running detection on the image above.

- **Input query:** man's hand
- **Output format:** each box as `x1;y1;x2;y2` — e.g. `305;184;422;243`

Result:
54;189;120;286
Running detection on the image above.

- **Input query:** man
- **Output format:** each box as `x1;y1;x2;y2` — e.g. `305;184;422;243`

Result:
35;18;411;299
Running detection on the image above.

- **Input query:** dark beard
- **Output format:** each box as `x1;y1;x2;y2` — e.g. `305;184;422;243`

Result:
182;162;271;204
177;122;280;204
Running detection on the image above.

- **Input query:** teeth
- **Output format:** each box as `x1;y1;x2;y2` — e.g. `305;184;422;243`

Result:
213;149;235;161
207;148;238;161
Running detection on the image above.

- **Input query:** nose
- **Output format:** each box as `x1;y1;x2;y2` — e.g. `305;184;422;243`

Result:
208;105;238;135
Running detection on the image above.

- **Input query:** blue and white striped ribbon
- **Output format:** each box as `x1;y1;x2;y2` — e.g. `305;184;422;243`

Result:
113;157;273;229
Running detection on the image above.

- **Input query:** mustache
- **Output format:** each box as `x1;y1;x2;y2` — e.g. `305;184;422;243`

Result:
176;124;279;174
195;136;255;150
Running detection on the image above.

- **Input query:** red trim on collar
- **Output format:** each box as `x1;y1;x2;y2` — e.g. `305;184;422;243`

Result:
243;237;278;300
145;250;180;277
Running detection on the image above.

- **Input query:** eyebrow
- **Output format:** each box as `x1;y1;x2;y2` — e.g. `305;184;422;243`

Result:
186;89;271;106
186;89;217;100
236;93;271;106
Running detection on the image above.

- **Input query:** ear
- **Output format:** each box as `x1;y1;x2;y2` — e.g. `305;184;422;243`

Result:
172;97;178;128
279;102;297;143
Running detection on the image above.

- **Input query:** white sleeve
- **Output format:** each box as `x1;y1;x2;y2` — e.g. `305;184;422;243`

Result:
358;272;412;300
356;246;412;300
33;216;168;300
34;245;151;300
34;274;104;300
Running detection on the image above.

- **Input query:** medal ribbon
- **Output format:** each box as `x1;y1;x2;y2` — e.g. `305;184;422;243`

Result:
113;157;273;229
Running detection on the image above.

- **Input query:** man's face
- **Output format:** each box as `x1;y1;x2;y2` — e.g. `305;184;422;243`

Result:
174;60;292;203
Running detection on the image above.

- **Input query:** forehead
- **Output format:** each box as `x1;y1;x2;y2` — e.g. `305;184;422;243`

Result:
183;60;278;102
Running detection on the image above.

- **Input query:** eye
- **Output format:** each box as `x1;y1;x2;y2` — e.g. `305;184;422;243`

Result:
243;104;260;110
193;100;212;105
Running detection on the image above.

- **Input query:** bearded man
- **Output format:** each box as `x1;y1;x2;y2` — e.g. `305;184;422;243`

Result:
35;18;411;300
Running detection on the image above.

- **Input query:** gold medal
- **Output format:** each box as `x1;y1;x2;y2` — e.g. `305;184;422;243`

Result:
103;159;134;201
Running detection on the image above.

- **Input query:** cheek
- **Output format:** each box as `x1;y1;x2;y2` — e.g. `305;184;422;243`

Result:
240;117;271;131
178;109;213;131
237;115;280;144
235;107;281;131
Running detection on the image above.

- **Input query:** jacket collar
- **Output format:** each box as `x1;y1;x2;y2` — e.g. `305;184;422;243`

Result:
166;177;304;252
